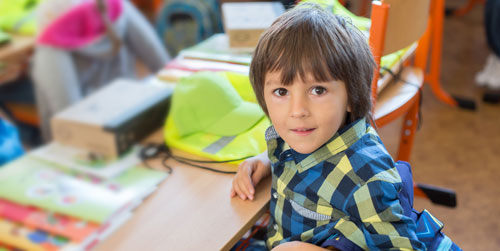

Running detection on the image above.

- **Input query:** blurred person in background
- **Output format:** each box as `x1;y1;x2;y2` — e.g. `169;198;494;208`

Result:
476;0;500;90
32;0;170;140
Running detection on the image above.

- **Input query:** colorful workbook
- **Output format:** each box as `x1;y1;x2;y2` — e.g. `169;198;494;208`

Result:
30;142;142;179
0;218;77;251
157;57;250;83
0;156;167;223
179;33;253;65
163;58;249;74
0;208;132;251
0;198;98;242
0;243;21;251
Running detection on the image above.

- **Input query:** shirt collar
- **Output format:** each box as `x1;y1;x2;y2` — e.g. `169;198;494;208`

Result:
266;119;368;172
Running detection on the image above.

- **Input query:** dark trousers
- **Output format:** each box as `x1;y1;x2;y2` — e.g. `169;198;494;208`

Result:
486;0;500;57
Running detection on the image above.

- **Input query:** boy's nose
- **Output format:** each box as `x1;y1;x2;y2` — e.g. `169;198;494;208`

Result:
289;94;309;118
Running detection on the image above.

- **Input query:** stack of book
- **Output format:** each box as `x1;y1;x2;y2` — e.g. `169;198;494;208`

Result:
155;32;414;95
0;143;168;251
157;33;252;83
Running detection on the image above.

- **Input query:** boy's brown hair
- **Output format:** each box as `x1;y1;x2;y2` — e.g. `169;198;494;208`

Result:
250;3;375;122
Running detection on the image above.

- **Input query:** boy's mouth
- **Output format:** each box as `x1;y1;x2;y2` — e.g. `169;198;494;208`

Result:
291;128;315;135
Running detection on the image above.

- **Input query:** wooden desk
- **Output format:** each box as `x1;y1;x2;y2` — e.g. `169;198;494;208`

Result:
95;37;271;250
95;145;271;251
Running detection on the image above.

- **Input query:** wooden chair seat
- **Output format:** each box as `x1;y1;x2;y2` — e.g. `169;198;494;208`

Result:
374;66;423;127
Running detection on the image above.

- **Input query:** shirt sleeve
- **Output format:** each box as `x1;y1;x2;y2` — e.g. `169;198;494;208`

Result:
342;179;425;251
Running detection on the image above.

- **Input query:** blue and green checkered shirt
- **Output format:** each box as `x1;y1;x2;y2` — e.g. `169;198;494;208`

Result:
265;119;425;250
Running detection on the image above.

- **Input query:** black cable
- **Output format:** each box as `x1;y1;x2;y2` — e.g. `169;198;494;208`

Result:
173;153;253;164
140;143;251;174
170;156;237;174
141;149;173;174
380;66;422;89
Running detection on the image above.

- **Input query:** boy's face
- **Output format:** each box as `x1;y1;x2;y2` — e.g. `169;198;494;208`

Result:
264;71;350;154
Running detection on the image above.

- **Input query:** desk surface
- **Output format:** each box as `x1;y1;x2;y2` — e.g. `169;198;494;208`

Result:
95;134;271;251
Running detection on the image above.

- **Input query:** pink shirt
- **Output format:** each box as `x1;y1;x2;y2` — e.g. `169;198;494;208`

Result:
37;0;123;49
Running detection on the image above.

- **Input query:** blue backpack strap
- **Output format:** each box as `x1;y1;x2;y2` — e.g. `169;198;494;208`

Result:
413;209;463;251
394;160;414;218
395;161;462;251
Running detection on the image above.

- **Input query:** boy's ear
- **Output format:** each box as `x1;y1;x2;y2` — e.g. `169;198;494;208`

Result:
347;103;352;113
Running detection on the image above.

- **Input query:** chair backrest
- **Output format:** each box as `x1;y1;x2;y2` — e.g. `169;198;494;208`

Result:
380;0;430;56
369;0;431;100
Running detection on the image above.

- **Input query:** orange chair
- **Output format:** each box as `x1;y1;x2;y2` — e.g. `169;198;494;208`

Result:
2;103;39;127
370;0;431;162
356;0;477;110
370;0;456;207
131;0;164;16
425;0;477;110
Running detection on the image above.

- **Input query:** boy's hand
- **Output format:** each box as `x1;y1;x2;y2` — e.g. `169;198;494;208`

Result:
230;151;271;200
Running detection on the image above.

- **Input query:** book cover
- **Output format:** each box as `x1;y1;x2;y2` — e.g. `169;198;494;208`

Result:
0;206;134;251
0;198;98;242
30;143;142;179
0;218;78;251
179;33;253;65
164;58;249;75
0;156;167;223
0;243;22;251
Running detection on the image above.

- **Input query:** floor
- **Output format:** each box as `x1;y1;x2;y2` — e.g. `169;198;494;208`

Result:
381;2;500;250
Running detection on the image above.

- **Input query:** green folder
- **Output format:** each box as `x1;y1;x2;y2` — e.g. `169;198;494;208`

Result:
0;30;11;45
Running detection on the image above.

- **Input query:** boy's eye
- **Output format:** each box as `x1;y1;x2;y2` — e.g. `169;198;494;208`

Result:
273;88;288;97
311;86;326;95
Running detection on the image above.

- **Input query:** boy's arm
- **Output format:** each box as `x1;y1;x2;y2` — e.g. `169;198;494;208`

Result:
230;151;271;200
342;179;425;251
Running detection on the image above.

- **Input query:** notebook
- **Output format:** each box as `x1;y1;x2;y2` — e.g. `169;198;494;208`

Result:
30;143;142;179
0;156;167;223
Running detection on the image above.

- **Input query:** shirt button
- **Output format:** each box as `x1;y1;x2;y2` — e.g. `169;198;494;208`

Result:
273;224;279;231
272;192;278;199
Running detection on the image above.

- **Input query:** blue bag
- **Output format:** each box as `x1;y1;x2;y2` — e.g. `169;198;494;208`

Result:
0;118;24;166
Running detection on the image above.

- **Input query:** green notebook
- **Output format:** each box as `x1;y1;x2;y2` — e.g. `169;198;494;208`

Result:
0;156;167;223
0;30;11;45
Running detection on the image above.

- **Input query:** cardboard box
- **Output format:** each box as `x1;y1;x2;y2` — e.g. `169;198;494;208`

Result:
222;2;285;48
51;79;173;157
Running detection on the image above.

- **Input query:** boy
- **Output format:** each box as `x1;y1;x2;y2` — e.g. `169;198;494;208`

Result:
231;3;425;250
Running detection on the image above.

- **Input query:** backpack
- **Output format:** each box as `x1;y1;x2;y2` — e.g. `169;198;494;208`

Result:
156;0;223;56
0;118;24;166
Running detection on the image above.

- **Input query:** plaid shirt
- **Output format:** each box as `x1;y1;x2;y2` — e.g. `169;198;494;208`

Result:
265;119;425;251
